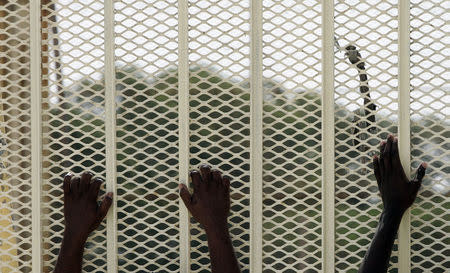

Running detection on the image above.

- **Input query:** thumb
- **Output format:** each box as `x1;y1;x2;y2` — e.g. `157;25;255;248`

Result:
93;192;113;229
63;173;73;196
411;163;427;195
373;156;381;191
412;163;427;184
179;184;192;210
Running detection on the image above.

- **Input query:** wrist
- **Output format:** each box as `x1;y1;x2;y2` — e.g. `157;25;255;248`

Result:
62;229;88;250
380;209;404;225
205;224;231;241
55;230;85;273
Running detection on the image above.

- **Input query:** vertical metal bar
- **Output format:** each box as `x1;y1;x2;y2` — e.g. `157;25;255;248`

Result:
30;0;42;271
321;0;335;272
398;0;411;272
178;0;190;271
105;0;117;271
250;0;263;271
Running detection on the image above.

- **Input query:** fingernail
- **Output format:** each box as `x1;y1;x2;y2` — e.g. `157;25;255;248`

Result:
65;172;73;177
106;192;113;199
94;177;104;183
178;184;183;190
421;162;428;169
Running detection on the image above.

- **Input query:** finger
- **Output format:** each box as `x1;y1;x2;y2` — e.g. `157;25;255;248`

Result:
373;156;381;191
179;184;192;210
190;170;202;192
384;134;393;156
89;178;103;200
199;164;212;184
70;177;80;195
97;192;113;222
391;137;398;155
379;141;386;171
379;140;386;159
80;172;93;193
222;175;231;189
63;172;73;195
413;162;427;185
410;163;427;196
383;135;394;169
222;175;231;198
391;137;402;168
211;169;222;188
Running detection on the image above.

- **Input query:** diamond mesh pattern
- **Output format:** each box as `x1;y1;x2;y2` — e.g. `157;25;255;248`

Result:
188;1;250;271
0;1;447;272
114;0;180;271
0;1;32;272
262;1;322;272
410;0;449;271
41;0;107;271
334;0;399;272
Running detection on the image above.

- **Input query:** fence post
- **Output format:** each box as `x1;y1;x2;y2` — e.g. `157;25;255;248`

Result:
178;0;190;271
30;0;43;271
105;0;117;271
250;0;263;271
398;0;411;272
322;0;335;271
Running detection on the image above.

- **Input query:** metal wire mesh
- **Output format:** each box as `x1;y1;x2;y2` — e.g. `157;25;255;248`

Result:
334;0;400;271
0;0;448;272
262;1;322;272
114;0;180;271
187;0;251;271
41;0;107;271
0;0;32;272
410;0;450;271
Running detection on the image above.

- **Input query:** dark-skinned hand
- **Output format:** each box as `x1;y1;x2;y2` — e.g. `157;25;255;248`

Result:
179;165;230;232
179;165;240;273
373;135;427;215
359;135;427;273
63;172;113;244
55;172;113;273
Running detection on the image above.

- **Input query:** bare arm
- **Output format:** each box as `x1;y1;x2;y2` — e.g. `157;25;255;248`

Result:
54;172;112;273
359;135;427;273
179;165;240;273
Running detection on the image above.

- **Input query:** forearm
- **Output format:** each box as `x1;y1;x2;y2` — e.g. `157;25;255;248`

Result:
54;231;86;273
206;226;241;273
358;210;403;273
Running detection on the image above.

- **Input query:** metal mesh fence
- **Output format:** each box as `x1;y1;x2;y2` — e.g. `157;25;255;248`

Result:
40;0;107;272
187;0;251;271
0;0;448;272
262;1;322;272
410;0;449;271
114;0;180;271
0;1;32;272
334;0;400;271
